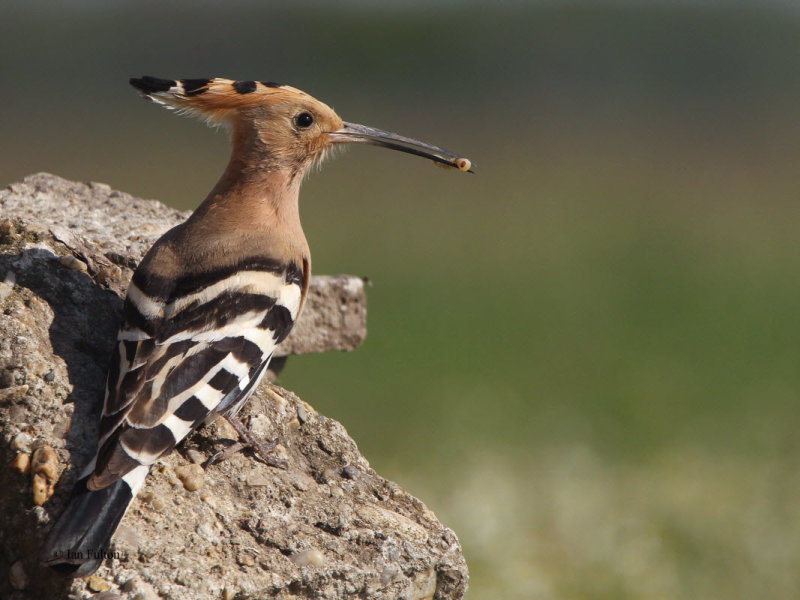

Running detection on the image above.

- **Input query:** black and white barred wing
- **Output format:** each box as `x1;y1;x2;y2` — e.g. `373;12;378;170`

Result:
87;264;302;491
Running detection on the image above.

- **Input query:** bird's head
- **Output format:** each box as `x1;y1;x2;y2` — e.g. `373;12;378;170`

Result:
130;76;473;178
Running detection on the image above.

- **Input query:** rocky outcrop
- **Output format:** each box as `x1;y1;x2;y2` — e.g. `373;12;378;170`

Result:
0;174;467;600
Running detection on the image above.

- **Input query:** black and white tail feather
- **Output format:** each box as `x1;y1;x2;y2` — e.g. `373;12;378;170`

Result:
39;251;303;575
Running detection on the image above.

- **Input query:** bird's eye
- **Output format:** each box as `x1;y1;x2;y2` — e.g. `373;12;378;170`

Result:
295;112;314;129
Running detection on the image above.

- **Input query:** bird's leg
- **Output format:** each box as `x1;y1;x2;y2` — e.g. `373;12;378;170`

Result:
204;441;248;467
206;415;288;470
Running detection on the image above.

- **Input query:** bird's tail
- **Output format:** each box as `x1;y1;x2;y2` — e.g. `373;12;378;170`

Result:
39;464;148;577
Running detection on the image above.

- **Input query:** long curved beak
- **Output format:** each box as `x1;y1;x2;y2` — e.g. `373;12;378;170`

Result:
328;122;474;173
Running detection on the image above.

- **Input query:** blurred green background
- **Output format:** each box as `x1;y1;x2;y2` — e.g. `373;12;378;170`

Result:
4;1;800;598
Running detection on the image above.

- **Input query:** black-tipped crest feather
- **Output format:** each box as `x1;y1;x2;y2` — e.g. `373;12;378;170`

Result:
129;76;175;95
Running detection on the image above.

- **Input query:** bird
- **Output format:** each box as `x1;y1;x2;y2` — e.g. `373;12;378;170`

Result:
39;76;473;577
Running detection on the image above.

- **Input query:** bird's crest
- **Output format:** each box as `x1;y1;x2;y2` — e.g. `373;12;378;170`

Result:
130;76;310;124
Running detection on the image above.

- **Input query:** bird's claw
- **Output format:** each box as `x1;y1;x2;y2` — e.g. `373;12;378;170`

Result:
204;415;288;470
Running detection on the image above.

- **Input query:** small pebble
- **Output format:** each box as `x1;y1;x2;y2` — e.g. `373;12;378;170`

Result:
186;448;205;465
214;418;237;440
247;414;272;437
32;505;50;525
32;475;50;506
319;468;337;484
96;264;122;282
0;273;14;300
59;254;88;272
291;548;325;567
92;593;123;600
87;575;111;592
246;470;270;487
9;560;27;590
341;465;359;480
390;484;407;499
13;452;30;474
31;445;59;505
11;432;33;452
0;218;15;239
174;463;205;492
273;443;289;464
195;521;220;544
88;181;111;192
380;565;400;585
236;550;255;566
126;578;160;600
113;524;140;552
200;492;217;508
296;402;317;424
0;384;28;403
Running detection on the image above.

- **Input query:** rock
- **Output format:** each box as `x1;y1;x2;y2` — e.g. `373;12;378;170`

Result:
278;274;368;358
185;448;205;465
0;174;468;600
13;451;31;474
174;464;205;492
10;431;33;451
91;593;123;600
0;383;28;403
31;444;59;506
87;575;111;592
291;548;326;567
296;401;317;424
342;464;360;480
245;469;271;487
58;254;88;273
247;413;273;438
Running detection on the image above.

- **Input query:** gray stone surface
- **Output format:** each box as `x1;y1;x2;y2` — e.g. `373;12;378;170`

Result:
0;174;468;599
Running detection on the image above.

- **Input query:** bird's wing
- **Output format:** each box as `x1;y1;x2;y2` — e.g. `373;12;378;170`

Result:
87;259;304;491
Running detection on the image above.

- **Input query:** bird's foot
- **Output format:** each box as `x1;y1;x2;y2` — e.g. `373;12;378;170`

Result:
205;415;288;470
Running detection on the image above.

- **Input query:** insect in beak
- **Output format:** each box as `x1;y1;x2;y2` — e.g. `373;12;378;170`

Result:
328;122;474;172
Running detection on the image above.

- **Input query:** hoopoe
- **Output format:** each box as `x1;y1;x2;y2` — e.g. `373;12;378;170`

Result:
39;76;472;577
